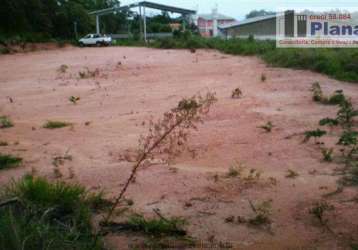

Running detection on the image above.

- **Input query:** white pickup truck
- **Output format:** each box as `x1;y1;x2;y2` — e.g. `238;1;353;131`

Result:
78;34;112;47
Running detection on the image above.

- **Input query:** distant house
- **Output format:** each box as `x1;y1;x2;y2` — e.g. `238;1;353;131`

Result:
219;11;308;40
219;14;277;40
197;12;236;37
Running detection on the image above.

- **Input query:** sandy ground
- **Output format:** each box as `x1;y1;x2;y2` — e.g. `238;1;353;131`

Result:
0;46;358;249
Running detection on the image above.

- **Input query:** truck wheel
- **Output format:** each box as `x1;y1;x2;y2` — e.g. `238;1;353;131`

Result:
79;42;84;47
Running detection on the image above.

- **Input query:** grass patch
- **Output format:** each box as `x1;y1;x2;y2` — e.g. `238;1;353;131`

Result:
0;116;13;129
126;213;187;236
43;120;72;129
0;154;22;170
0;175;104;250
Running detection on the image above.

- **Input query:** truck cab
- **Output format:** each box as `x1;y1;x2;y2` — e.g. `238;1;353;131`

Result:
79;34;112;46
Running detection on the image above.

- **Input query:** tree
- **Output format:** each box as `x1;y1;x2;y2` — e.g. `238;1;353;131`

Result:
0;0;123;40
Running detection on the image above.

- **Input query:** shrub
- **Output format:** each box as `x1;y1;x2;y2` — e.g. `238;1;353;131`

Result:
0;175;104;250
0;116;13;129
0;154;22;170
327;90;346;105
0;47;10;55
311;82;325;103
104;92;217;223
43;120;72;129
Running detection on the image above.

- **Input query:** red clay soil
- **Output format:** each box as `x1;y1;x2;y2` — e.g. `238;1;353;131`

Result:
0;47;357;249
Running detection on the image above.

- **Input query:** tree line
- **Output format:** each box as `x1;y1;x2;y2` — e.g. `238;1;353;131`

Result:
0;0;130;40
0;0;183;41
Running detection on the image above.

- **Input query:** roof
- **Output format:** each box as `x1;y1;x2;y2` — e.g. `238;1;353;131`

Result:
198;13;235;21
219;14;276;30
90;1;196;16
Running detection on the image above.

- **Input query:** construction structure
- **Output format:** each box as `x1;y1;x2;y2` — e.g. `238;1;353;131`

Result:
89;1;196;41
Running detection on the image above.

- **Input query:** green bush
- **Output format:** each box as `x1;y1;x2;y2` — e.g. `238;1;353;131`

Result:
0;116;13;128
0;175;104;250
0;154;22;170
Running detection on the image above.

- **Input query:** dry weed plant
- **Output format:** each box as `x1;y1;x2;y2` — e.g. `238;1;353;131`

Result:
232;88;243;99
103;91;217;223
58;64;69;73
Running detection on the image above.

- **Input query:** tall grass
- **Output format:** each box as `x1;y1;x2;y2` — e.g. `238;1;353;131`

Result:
0;175;104;250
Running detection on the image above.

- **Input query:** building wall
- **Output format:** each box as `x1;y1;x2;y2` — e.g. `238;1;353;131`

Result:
198;18;236;37
224;17;277;39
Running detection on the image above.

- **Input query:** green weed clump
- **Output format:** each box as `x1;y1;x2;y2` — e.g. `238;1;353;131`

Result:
43;120;72;129
303;129;327;143
0;175;104;250
69;96;80;104
0;154;22;170
321;148;334;162
0;116;13;129
309;201;334;226
319;118;339;127
126;214;187;236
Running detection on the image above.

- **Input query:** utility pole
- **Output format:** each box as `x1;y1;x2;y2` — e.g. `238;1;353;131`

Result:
74;21;78;39
96;15;100;34
139;6;143;41
143;6;147;42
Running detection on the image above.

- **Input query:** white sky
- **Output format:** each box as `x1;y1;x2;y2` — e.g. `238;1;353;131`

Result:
120;0;358;20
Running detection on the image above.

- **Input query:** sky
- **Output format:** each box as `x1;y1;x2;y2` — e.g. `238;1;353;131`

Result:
120;0;358;20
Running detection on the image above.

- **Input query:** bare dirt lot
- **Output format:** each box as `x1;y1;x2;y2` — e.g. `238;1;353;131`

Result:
1;47;358;249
